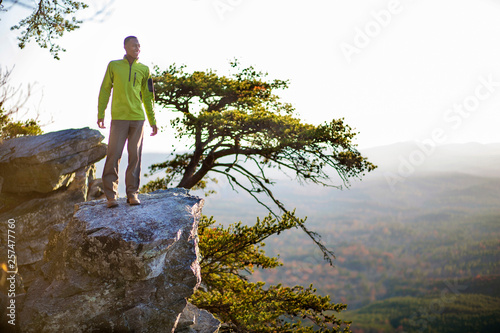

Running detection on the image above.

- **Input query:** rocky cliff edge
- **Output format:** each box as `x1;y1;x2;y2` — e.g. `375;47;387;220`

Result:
0;128;220;333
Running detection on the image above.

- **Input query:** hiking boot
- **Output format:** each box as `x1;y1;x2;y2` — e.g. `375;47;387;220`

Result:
127;195;140;205
107;198;119;208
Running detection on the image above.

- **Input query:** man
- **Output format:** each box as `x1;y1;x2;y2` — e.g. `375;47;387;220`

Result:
97;36;158;208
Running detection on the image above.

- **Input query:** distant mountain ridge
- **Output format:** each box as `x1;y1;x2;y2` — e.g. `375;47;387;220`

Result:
361;142;500;179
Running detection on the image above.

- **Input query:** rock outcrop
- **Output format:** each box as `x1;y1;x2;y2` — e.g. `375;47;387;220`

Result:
19;189;220;333
0;128;107;290
0;128;220;332
0;127;107;194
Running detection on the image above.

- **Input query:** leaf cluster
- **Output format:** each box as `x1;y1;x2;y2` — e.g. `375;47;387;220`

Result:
9;0;89;60
192;212;351;332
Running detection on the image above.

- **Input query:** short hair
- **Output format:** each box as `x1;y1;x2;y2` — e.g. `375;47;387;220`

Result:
124;36;138;46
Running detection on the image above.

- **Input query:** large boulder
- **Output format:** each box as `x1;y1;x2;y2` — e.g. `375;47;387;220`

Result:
0;127;107;193
0;128;108;331
0;128;107;290
19;189;220;333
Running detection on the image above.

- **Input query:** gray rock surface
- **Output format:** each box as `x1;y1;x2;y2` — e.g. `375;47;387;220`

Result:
0;128;106;331
19;189;219;333
0;165;97;289
0;127;107;193
176;303;221;333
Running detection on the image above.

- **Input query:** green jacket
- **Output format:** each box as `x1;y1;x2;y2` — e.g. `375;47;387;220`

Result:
98;57;156;126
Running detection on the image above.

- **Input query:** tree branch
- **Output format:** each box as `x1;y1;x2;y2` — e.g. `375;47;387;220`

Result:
213;162;336;265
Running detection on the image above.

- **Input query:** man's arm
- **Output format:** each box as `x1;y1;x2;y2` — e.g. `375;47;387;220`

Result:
97;62;113;128
141;67;157;136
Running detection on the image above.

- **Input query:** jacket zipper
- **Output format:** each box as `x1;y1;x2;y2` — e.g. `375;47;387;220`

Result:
133;72;136;87
128;63;132;82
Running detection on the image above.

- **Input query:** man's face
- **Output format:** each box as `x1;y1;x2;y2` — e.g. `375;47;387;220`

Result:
125;38;140;59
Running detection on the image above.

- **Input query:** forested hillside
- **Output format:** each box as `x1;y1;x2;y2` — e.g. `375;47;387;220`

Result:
200;142;500;332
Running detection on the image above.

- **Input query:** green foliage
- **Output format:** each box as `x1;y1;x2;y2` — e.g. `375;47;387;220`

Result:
192;212;351;332
8;0;89;60
145;60;376;213
0;67;42;141
0;109;42;140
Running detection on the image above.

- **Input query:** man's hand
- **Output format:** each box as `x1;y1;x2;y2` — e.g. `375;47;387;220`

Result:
97;119;106;129
151;125;158;136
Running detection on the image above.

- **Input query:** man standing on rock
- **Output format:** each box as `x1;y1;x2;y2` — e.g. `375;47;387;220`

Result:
97;36;157;208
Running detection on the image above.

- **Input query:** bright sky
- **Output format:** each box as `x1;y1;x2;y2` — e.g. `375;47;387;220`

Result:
1;0;500;152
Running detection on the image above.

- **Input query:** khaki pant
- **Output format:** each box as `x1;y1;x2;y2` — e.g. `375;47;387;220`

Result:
102;120;145;199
